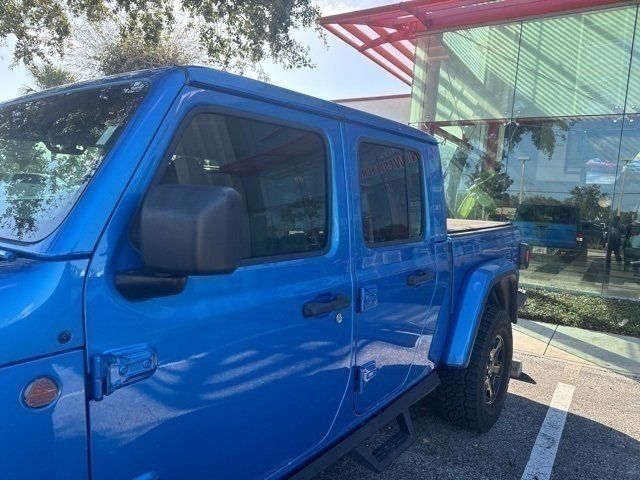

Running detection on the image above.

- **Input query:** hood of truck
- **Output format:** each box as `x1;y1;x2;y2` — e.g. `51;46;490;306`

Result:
0;257;88;367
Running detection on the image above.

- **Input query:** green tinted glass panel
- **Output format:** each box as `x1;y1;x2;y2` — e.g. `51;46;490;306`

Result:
613;114;640;220
514;7;635;117
504;117;624;202
624;9;640;114
411;24;520;123
410;36;430;125
432;121;511;220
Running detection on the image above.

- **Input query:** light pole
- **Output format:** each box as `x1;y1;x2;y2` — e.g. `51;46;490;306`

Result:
518;156;530;204
617;158;632;217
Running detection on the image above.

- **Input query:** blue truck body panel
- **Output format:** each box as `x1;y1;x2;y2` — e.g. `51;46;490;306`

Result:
444;257;517;367
0;66;522;479
0;350;89;480
0;258;87;367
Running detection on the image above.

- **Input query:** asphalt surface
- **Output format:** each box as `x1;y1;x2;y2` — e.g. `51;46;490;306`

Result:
316;353;640;480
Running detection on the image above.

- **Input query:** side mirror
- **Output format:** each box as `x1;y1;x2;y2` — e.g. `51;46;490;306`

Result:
140;184;245;275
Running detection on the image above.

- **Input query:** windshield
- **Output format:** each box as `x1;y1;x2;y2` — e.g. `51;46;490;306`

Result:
0;81;149;242
514;204;580;225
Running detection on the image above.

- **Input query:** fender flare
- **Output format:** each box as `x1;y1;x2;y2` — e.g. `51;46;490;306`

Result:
442;258;518;368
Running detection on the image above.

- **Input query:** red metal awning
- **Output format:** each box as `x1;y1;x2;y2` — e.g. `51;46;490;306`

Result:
320;0;635;85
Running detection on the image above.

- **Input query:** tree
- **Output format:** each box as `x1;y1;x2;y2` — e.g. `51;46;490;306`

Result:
0;1;321;72
457;155;513;219
566;184;609;223
19;63;78;94
523;195;564;206
68;18;208;77
505;119;570;161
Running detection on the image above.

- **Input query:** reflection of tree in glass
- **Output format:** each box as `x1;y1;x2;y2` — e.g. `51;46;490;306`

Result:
0;81;148;241
445;119;571;219
520;195;564;206
505;119;569;160
566;185;609;223
515;185;610;224
459;154;514;219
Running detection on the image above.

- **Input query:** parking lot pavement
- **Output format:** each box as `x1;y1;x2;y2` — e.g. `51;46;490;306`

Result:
316;353;640;480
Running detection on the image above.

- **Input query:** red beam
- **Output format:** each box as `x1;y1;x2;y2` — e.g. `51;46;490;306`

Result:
341;23;414;78
320;0;634;28
369;25;415;62
423;0;636;31
324;24;412;85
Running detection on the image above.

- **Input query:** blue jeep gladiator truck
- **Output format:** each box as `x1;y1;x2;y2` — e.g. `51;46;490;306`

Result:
0;67;527;480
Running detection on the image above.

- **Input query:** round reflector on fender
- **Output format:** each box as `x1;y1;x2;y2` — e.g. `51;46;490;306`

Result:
23;376;59;409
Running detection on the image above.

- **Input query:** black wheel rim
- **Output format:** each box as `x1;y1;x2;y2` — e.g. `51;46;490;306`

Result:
484;334;505;405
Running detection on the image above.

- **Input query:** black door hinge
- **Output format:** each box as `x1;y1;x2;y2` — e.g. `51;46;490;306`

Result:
90;345;157;401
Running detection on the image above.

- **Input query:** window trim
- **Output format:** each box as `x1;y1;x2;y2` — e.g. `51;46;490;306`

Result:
356;137;427;249
133;103;334;266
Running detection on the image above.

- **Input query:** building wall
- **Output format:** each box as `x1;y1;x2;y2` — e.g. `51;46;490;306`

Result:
410;4;640;299
334;94;410;124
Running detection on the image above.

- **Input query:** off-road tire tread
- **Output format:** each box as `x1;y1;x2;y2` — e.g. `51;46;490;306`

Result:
435;305;511;432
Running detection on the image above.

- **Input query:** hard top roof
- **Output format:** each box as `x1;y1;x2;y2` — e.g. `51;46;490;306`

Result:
1;65;434;144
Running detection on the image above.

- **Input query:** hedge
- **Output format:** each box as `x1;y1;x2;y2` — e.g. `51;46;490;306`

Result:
519;286;640;338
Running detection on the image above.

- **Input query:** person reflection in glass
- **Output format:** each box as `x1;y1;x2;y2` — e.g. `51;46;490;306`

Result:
606;216;623;264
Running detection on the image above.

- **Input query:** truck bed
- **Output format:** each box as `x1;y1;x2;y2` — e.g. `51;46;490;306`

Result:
447;218;511;234
447;220;520;307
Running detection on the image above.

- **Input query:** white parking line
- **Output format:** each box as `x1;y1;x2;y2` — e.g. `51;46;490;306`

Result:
521;382;576;480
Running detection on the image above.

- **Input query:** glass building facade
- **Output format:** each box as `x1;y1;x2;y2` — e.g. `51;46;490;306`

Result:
410;5;640;299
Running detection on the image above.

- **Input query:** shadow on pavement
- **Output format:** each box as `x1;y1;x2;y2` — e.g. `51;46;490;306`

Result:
318;390;640;480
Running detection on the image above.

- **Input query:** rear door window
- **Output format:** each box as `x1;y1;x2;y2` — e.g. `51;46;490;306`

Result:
159;113;328;259
358;142;424;245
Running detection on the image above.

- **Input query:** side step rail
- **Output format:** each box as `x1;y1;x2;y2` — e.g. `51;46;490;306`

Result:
290;372;440;479
350;410;416;473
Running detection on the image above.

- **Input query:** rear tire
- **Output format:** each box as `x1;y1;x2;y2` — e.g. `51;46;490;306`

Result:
435;306;513;433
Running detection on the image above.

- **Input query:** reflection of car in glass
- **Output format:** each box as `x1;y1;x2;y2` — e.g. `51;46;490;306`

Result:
582;221;606;249
1;173;70;200
623;222;640;265
513;204;586;256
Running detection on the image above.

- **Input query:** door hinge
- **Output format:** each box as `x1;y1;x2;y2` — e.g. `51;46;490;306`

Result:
90;346;157;401
358;286;378;312
356;361;377;393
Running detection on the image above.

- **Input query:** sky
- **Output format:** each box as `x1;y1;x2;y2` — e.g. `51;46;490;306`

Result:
0;0;408;103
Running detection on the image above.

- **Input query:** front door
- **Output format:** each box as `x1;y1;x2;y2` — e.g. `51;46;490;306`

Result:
345;125;438;413
85;90;354;479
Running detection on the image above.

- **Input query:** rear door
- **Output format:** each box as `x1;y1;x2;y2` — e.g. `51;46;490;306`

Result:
345;124;439;413
84;89;355;479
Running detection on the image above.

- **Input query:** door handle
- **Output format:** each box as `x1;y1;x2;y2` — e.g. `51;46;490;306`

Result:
407;270;434;287
303;294;351;317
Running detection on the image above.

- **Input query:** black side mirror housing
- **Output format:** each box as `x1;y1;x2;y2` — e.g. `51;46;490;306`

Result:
140;184;245;275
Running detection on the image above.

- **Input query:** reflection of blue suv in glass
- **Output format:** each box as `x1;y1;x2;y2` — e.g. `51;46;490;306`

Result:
513;204;585;256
